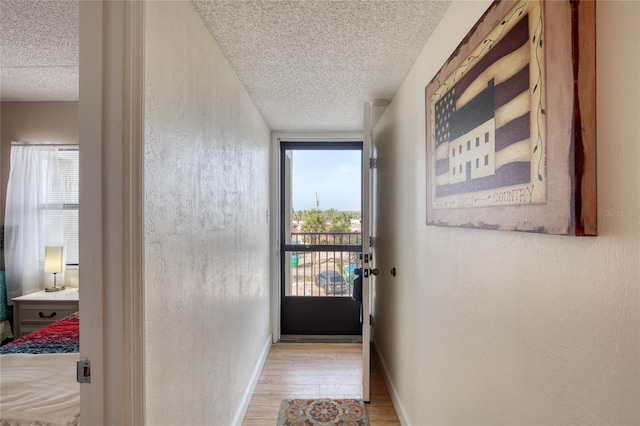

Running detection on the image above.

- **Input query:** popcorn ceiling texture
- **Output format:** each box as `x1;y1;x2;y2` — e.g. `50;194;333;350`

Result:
1;67;78;101
0;0;78;101
192;0;450;131
1;0;450;131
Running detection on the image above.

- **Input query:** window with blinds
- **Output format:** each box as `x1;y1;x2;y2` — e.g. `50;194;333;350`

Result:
36;148;79;265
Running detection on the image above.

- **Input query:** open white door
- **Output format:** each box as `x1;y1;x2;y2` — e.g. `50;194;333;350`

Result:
361;102;373;402
362;99;388;402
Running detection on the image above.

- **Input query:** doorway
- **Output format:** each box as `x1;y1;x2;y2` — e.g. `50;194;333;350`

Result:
280;142;363;336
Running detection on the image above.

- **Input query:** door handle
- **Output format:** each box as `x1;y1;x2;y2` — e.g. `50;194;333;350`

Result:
363;268;379;278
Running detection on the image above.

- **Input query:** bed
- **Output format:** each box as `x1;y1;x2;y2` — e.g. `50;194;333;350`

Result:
0;312;80;426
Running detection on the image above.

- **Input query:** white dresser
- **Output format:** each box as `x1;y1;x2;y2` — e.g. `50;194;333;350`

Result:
12;288;79;338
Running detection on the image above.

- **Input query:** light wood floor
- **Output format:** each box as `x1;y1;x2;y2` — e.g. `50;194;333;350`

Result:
242;343;400;425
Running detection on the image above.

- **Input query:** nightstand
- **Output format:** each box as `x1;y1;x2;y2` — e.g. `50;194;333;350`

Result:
12;288;79;338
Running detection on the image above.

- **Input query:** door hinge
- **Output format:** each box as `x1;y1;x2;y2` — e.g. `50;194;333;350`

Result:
369;158;377;169
369;236;374;247
77;359;91;383
369;315;373;326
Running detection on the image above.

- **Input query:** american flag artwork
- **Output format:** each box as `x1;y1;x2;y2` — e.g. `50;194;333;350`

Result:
425;0;596;235
428;0;546;209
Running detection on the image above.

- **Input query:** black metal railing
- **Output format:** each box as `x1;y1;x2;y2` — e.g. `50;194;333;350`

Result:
290;231;362;246
284;232;361;297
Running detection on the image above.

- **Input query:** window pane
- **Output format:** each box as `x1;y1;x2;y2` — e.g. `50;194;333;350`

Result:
283;148;362;298
35;148;79;265
63;209;79;264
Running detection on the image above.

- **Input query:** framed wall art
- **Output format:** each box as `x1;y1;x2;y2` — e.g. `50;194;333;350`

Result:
425;0;596;235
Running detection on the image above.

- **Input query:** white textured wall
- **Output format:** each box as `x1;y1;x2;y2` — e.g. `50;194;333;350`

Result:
373;1;639;425
144;2;271;424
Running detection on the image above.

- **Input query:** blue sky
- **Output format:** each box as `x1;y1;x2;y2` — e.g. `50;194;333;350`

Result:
290;150;361;212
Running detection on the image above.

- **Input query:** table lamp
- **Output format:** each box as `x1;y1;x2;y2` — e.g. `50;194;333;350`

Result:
44;245;66;292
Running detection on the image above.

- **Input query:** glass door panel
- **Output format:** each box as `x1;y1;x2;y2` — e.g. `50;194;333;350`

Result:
280;142;362;335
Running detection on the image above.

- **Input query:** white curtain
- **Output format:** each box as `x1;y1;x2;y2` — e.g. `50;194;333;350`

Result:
4;146;65;301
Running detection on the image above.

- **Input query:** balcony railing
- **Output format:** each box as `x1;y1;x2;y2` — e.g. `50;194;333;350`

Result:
290;231;362;246
285;232;362;297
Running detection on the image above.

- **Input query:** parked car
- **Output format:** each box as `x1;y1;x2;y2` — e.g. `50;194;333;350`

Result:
315;271;349;294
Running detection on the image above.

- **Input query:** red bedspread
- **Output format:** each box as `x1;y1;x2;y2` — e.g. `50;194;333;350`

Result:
0;312;79;354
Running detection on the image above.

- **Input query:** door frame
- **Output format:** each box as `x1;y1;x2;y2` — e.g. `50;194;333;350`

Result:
279;141;363;336
270;133;362;343
79;1;145;424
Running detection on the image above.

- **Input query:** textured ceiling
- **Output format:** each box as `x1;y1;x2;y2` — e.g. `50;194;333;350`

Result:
0;0;79;102
192;0;450;131
0;0;451;131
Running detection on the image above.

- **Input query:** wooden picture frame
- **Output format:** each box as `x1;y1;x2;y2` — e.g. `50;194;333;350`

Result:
425;0;596;235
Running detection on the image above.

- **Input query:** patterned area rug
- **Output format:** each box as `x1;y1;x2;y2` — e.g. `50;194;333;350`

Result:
277;398;369;425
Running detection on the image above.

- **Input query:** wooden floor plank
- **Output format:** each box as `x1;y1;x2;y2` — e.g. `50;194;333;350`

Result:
241;343;400;425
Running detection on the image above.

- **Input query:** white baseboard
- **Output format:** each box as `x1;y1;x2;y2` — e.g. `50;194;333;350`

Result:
373;341;410;426
232;334;272;426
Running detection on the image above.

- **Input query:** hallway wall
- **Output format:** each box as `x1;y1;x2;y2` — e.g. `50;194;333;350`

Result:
144;2;271;424
373;1;639;424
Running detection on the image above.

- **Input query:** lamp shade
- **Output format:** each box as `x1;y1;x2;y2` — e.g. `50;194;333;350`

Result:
44;246;67;274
